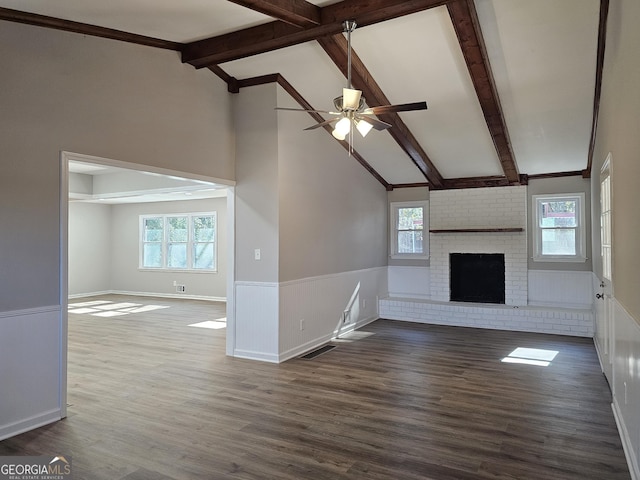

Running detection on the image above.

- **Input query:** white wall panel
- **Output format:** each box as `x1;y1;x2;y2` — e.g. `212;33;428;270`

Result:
0;307;63;440
234;282;279;362
278;267;387;361
528;270;594;309
388;266;430;299
611;300;640;480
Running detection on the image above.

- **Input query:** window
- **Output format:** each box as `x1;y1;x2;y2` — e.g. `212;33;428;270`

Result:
140;213;216;271
390;201;428;259
532;193;585;262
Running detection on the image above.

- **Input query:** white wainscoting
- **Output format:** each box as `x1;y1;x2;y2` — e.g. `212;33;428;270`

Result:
388;266;430;299
278;267;387;362
528;270;594;309
234;282;279;363
0;306;64;440
610;299;640;480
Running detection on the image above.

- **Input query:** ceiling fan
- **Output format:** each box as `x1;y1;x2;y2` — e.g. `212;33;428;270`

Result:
276;20;427;149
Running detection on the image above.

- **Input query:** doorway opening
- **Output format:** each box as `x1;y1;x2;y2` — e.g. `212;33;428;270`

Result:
60;151;236;417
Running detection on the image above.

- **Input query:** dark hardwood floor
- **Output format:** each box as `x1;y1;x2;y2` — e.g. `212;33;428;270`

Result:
0;295;630;479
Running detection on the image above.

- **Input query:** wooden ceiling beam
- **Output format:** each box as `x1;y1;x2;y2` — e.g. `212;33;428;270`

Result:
317;34;444;189
447;0;520;185
584;0;609;179
228;0;321;28
439;174;528;190
182;0;447;68
0;7;181;51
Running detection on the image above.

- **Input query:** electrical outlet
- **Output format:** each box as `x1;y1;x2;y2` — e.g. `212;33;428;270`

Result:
254;249;261;260
299;319;305;331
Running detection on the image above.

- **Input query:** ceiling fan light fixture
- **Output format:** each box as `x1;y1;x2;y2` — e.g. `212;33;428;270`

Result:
332;129;346;141
276;19;426;151
343;88;362;111
333;116;351;137
355;119;374;137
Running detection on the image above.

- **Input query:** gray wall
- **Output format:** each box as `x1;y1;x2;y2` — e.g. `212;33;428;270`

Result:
68;202;112;295
234;83;388;285
109;198;227;298
592;0;640;320
277;86;388;281
0;21;234;311
234;84;280;283
232;83;388;361
590;2;640;471
527;176;592;271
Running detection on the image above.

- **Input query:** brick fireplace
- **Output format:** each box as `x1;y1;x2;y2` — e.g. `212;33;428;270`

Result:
379;186;593;337
429;186;527;306
379;185;594;337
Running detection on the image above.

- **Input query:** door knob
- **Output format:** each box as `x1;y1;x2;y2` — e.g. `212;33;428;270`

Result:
596;293;604;299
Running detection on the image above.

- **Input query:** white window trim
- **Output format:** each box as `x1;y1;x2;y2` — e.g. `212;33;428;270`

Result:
532;193;586;263
389;200;429;260
139;212;217;272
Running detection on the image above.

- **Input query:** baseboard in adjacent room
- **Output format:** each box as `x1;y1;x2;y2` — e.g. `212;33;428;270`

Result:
69;290;226;303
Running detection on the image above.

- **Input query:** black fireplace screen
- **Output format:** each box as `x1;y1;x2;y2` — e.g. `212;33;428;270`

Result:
450;253;505;304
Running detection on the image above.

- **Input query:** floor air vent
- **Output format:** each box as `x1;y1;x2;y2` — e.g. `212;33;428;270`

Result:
300;344;336;359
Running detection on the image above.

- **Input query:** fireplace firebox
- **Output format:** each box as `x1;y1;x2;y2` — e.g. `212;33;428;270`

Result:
450;253;505;304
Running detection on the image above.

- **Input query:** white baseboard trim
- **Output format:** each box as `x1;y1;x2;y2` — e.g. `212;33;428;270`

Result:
593;337;606;374
233;349;279;363
69;290;226;303
0;409;61;442
612;398;640;480
68;291;112;300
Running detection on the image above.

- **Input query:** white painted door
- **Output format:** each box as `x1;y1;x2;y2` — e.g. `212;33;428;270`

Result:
595;155;613;383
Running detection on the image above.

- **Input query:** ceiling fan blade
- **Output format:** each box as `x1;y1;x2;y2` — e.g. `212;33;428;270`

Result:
303;118;338;131
342;88;362;110
356;115;392;131
275;107;337;114
362;101;428;115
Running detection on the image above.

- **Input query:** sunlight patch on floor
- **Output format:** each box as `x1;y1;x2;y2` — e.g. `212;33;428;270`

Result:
92;310;129;317
68;301;170;318
189;318;226;329
333;330;376;343
502;347;559;367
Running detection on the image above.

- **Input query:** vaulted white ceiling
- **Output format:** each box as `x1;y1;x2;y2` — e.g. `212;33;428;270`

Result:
0;0;602;188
